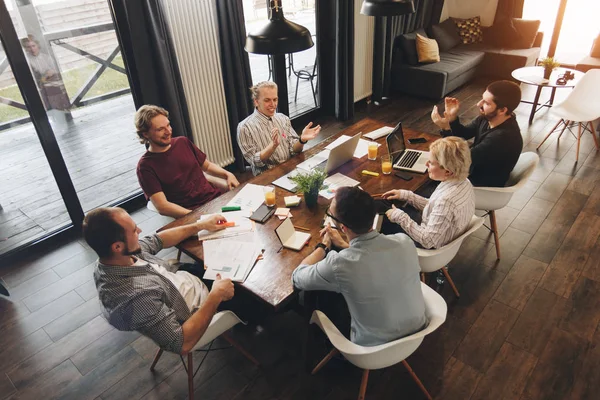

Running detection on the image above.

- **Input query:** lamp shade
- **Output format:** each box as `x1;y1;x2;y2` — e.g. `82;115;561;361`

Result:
245;4;313;55
360;0;416;16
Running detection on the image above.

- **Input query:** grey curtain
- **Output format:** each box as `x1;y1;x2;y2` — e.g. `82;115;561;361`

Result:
335;0;355;120
372;0;444;101
215;0;254;171
108;0;192;140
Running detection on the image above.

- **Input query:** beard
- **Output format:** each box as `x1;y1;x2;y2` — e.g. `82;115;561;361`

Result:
480;107;498;121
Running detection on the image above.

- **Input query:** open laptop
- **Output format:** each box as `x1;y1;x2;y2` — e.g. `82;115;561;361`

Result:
297;132;361;175
386;123;429;173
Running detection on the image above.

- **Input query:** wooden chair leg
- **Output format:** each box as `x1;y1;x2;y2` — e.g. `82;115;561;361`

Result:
576;122;583;162
489;210;501;260
149;348;163;371
358;369;369;400
537;119;563;149
311;348;338;375
187;353;194;400
441;267;460;298
557;120;569;139
222;332;260;366
420;272;425;283
589;121;600;149
402;360;432;400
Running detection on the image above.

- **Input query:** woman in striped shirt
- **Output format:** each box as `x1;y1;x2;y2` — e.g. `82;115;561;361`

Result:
383;137;475;249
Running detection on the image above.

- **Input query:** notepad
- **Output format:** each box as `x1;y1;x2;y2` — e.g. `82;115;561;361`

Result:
203;233;262;282
363;126;394;140
275;218;311;251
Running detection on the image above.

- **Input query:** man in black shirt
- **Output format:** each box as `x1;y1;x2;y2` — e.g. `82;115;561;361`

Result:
431;80;523;187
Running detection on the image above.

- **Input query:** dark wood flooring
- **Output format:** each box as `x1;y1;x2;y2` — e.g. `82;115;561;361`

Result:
2;78;600;399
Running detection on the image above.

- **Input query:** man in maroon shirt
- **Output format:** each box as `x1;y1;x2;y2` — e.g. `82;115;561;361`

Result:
135;105;239;218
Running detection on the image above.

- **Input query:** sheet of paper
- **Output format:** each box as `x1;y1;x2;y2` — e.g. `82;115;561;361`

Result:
354;138;381;159
203;233;262;282
272;170;298;193
319;173;360;200
296;150;330;172
363;126;394;140
198;210;254;241
225;183;265;212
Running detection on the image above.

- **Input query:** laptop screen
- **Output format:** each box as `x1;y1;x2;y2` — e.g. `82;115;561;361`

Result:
386;122;406;157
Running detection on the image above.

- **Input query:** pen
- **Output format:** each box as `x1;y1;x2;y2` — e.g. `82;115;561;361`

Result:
371;193;385;198
294;225;311;231
362;170;379;177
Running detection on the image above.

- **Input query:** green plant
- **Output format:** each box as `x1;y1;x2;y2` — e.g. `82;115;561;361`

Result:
289;169;328;195
539;57;560;70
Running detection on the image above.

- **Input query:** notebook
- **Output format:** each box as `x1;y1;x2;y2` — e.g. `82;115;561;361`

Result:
275;218;311;251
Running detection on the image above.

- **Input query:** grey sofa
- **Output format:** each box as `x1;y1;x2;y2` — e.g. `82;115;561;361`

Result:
391;20;543;100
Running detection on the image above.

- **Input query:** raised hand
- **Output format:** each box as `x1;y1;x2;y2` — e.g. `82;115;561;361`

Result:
443;97;460;122
431;105;450;130
300;122;321;143
270;128;280;148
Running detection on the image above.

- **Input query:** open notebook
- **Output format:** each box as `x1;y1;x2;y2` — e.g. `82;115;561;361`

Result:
275;218;311;251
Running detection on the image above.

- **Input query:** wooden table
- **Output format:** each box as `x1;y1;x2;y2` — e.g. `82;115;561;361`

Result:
159;118;437;311
511;66;584;125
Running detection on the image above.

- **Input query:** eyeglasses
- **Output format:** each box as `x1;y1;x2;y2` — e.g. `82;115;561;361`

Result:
325;207;343;228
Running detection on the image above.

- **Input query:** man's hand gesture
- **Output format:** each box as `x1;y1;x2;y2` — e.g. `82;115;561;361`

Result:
300;122;321;143
431;97;460;130
270;128;280;149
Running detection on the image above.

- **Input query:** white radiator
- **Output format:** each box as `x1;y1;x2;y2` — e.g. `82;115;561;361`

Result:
161;0;235;167
354;0;375;102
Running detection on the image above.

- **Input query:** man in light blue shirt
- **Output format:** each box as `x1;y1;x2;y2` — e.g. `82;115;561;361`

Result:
292;187;427;347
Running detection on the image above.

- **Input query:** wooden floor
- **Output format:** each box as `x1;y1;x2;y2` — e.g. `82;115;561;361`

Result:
2;77;600;399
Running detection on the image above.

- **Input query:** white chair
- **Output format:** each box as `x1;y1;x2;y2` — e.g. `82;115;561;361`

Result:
473;152;539;260
310;282;447;400
536;69;600;161
150;310;259;400
146;200;159;213
417;215;485;298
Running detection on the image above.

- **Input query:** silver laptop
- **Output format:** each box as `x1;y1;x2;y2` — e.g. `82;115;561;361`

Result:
297;132;361;175
386;123;429;173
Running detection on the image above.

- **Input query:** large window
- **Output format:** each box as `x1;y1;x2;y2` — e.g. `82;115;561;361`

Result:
242;0;318;118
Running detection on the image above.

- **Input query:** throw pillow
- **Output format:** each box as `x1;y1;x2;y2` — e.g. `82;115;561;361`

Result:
453;16;483;44
512;18;541;48
416;34;440;63
484;17;522;48
398;28;429;66
430;18;462;52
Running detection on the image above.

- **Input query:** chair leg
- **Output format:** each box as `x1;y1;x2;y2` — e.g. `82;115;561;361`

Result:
310;78;317;107
557;120;569;140
149;348;163;371
311;348;338;375
537;119;563;150
576;122;582;162
187;353;194;400
489;210;501;260
402;360;432;400
295;74;300;102
589;121;600;150
358;369;369;400
441;267;460;298
222;332;260;366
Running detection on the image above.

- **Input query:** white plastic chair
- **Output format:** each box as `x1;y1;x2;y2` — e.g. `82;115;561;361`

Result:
310;282;447;400
473;152;539;260
150;311;259;400
146;200;159;213
536;69;600;161
417;215;485;298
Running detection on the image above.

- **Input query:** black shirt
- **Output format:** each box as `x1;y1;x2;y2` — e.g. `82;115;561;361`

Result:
442;115;523;187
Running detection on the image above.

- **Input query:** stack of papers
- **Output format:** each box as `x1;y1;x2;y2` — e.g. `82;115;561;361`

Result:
275;208;292;220
319;173;360;200
364;126;394;140
203;233;262;282
225;183;266;212
197;210;253;241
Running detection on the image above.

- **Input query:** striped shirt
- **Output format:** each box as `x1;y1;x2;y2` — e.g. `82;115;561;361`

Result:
388;179;475;249
237;109;300;175
94;234;201;354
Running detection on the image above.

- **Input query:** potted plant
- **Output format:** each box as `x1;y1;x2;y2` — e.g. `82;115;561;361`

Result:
289;169;328;209
539;57;560;79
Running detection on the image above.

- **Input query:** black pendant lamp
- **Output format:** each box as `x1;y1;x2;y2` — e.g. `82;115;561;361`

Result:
245;0;314;55
360;0;416;16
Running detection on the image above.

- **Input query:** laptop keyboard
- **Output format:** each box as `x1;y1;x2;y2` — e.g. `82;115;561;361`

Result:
397;150;420;168
315;160;327;171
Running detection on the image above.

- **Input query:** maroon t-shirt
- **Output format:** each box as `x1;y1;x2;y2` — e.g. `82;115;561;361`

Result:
137;137;221;210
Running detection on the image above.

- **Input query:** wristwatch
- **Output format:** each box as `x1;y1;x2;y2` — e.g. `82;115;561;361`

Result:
315;242;330;254
299;136;308;144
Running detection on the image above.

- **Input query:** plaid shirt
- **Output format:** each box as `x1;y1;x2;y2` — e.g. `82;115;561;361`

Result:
94;235;191;354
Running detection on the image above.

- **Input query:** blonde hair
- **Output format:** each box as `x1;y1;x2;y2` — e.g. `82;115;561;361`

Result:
429;137;471;181
249;81;278;101
134;105;169;144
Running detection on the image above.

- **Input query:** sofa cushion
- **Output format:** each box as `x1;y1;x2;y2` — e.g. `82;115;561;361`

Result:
416;34;440;63
576;55;600;73
430;19;462;52
512;18;541;48
484;18;522;48
414;45;484;82
453;16;483;44
397;28;429;65
477;45;541;79
591;38;600;57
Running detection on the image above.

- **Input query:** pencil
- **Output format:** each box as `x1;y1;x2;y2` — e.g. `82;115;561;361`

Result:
294;225;311;231
371;193;385;198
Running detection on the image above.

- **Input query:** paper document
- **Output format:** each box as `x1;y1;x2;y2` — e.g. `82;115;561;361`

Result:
197;210;253;241
272;170;299;192
203;233;262;282
364;126;394;140
296;150;330;172
354;138;380;159
319;173;360;200
225;183;266;212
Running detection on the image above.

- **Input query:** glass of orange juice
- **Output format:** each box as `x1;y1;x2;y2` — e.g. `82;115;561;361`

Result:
264;185;276;207
381;155;393;175
368;143;378;160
